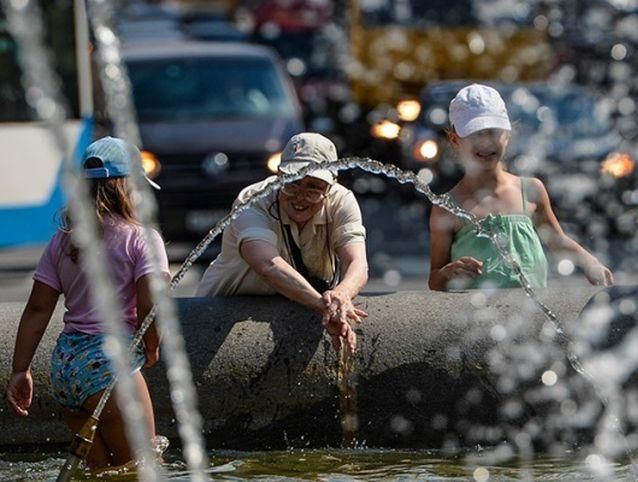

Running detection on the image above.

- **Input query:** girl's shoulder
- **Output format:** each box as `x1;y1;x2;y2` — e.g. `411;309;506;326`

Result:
104;216;164;244
430;187;461;224
519;176;547;203
45;229;71;255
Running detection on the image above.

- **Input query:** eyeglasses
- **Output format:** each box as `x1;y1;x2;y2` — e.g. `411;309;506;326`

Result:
281;183;329;203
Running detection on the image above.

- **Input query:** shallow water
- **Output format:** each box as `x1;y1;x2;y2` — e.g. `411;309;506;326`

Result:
0;448;634;481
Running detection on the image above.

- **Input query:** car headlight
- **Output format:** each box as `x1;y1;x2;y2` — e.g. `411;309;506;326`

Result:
370;120;401;140
267;152;282;173
397;99;421;122
140;150;161;178
413;139;439;162
601;152;634;178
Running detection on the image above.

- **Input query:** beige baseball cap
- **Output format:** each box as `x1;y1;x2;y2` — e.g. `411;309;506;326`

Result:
278;132;337;185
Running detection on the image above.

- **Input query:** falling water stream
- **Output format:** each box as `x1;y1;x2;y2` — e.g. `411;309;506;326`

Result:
131;155;638;480
1;0;162;479
85;1;208;479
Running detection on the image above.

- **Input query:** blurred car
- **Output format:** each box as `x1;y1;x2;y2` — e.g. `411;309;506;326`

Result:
121;40;303;242
403;80;635;239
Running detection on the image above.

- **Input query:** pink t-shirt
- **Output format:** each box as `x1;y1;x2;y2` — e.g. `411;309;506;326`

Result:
34;216;170;335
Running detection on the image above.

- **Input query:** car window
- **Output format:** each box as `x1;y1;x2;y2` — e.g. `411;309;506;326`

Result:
126;56;296;121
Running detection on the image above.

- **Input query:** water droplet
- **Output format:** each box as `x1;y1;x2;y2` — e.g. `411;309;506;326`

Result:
585;453;612;478
611;43;628;61
541;370;558;386
490;324;507;342
557;259;575;276
619;298;637;315
383;269;401;287
473;466;490;482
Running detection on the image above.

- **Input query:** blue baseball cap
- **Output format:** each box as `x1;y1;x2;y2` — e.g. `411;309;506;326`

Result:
82;136;160;190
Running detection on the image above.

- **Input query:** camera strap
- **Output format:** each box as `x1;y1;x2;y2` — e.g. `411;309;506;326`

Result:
283;223;311;280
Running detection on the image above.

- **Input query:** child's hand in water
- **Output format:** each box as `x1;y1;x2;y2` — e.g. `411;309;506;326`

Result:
7;370;33;416
442;257;484;280
144;344;160;368
585;263;614;286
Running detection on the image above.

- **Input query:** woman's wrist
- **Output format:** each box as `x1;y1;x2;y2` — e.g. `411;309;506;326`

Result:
311;295;326;313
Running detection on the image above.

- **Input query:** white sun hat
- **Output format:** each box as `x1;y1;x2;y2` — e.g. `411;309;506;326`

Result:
449;83;511;138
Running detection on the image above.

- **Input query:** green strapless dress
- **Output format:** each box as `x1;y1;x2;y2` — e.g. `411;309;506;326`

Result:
449;179;548;289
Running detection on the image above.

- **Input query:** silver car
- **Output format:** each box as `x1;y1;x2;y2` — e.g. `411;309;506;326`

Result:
121;40;304;242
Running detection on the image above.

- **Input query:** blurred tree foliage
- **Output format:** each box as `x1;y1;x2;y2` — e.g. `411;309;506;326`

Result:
0;0;78;121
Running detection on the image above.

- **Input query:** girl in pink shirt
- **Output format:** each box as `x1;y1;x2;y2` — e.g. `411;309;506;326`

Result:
6;136;170;470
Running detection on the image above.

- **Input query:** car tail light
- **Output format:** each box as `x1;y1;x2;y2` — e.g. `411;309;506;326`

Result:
141;150;161;178
601;152;634;179
413;139;439;162
397;100;421;122
370;120;400;140
267;152;282;173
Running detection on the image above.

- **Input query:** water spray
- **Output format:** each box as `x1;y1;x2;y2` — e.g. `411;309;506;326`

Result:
64;156;564;460
2;0;162;479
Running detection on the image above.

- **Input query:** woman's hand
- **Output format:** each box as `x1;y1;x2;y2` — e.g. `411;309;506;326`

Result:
325;321;357;353
7;370;33;416
321;288;367;326
321;288;366;353
585;263;614;286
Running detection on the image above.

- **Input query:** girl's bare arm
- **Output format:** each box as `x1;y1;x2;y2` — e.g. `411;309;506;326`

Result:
136;272;171;368
8;281;59;416
428;206;483;290
11;281;60;373
530;177;613;285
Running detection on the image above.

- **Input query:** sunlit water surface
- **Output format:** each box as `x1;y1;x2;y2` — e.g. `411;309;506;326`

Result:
0;449;635;481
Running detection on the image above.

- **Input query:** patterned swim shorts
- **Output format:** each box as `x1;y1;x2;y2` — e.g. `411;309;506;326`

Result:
50;331;146;411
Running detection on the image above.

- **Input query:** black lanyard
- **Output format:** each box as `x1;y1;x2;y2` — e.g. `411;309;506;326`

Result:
276;199;335;293
283;223;312;281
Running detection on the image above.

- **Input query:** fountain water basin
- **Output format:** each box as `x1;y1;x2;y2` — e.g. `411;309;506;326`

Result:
0;286;604;450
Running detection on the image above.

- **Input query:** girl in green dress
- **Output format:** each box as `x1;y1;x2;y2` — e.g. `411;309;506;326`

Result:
428;84;614;291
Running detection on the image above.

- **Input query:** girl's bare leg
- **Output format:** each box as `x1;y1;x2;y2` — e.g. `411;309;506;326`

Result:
63;407;112;469
81;372;156;468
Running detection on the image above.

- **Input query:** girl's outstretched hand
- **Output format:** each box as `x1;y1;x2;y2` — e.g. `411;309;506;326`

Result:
7;370;33;416
442;256;483;279
585;263;614;286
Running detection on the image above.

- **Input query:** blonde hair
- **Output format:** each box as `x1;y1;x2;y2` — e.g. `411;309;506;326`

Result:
61;175;138;263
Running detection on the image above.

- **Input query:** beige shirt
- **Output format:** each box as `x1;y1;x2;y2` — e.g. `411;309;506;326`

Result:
196;176;366;296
